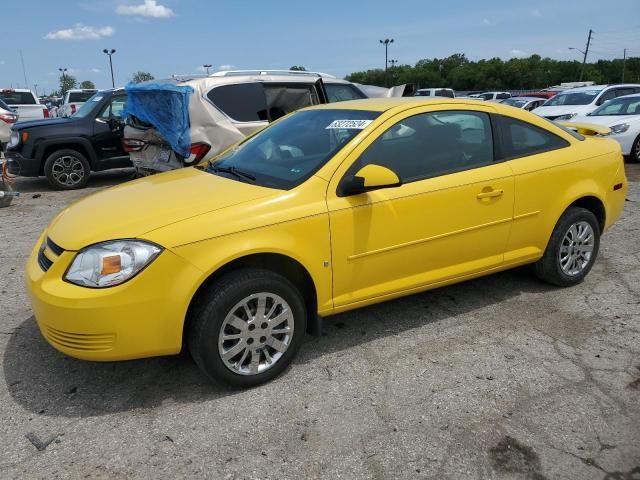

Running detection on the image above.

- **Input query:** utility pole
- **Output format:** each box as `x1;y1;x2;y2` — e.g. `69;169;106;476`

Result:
379;38;394;87
20;49;29;89
579;29;592;82
622;48;627;83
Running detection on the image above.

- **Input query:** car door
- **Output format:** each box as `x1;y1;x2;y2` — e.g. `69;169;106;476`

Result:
326;105;514;309
92;94;130;168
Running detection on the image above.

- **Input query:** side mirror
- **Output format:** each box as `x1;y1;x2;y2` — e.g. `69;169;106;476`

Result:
339;164;401;197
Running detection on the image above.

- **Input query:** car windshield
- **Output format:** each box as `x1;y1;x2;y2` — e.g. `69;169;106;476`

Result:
72;93;103;118
207;109;381;190
543;90;601;106
502;98;528;108
588;96;640;116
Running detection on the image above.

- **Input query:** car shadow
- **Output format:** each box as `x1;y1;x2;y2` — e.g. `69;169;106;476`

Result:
9;168;136;193
3;266;554;418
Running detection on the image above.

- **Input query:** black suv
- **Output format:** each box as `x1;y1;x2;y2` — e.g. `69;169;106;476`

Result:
6;89;130;189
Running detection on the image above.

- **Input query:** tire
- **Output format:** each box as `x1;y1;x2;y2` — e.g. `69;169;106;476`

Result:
43;149;90;190
188;268;307;387
534;207;600;287
630;135;640;163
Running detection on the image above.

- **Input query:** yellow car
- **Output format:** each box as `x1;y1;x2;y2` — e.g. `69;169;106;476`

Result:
26;98;627;386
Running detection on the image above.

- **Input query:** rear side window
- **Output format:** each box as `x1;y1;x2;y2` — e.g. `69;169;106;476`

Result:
0;90;37;105
325;84;366;103
207;83;268;122
68;91;96;102
496;115;569;159
434;89;454;98
263;84;318;120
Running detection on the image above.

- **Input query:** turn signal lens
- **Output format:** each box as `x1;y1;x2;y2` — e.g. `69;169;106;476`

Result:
101;255;122;275
21;132;29;142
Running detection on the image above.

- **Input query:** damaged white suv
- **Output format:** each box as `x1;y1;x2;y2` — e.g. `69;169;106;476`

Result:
122;71;370;174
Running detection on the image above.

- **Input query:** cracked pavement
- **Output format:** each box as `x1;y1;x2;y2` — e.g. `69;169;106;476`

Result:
0;165;639;479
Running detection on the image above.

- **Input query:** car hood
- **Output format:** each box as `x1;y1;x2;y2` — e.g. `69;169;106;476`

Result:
46;167;278;251
532;105;594;117
13;118;74;129
572;114;640;127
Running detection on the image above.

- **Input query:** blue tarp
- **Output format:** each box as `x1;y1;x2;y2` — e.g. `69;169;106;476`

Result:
123;82;194;157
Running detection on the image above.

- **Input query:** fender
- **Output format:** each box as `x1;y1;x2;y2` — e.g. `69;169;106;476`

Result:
35;136;98;167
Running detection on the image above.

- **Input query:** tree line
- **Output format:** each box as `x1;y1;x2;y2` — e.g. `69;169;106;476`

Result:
345;53;640;91
48;71;156;96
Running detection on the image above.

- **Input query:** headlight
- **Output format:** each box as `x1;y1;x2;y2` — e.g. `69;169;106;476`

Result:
65;240;162;288
610;123;630;135
8;131;19;148
555;113;578;121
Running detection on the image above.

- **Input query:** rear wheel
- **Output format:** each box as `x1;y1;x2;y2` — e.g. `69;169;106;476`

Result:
534;207;600;287
44;149;90;190
188;269;307;387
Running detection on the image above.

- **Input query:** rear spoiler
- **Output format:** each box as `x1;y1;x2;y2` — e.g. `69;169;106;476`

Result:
557;121;611;136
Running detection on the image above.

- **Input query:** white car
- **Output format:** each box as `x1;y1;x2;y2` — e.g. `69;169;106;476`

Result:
533;84;640;121
0;98;18;150
0;88;48;121
59;89;98;117
415;88;455;98
500;96;547;111
571;93;640;162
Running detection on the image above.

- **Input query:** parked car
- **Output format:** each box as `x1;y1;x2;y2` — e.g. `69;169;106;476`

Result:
0;88;49;121
478;91;511;101
0;98;18;151
415;88;455;98
122;71;368;175
533;84;640;120
5;89;130;189
501;96;547;111
571;93;640;162
59;89;98;118
26;97;626;386
519;91;556;100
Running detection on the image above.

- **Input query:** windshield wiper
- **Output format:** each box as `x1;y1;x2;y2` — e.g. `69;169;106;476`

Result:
209;164;257;182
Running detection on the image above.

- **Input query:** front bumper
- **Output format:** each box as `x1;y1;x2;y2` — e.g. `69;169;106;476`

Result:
5;150;40;177
26;235;203;361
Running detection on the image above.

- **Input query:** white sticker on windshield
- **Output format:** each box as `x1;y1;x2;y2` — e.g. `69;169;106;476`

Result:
326;119;373;130
93;96;104;102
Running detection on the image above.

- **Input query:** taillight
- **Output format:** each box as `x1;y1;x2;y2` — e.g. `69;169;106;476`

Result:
70;104;76;114
185;143;211;164
122;138;146;152
0;113;17;124
43;108;49;118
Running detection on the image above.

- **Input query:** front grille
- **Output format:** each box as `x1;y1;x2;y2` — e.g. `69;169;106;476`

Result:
37;247;53;272
46;237;65;256
42;325;116;352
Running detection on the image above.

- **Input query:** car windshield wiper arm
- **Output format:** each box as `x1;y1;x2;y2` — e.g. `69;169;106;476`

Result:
209;164;257;182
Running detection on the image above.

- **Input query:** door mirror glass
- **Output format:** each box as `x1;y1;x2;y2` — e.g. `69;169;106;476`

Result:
340;164;401;196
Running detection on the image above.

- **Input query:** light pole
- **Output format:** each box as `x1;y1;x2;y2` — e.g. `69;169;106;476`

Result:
379;38;394;87
103;49;116;88
58;68;68;97
203;64;212;75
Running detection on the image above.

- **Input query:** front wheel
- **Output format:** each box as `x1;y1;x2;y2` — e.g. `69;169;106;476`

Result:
188;269;307;387
534;207;600;287
43;149;90;190
630;134;640;163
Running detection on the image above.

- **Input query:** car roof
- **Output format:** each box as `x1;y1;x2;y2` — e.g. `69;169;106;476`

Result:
310;97;494;112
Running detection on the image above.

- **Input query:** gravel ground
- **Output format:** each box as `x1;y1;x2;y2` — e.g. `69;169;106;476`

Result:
1;165;639;480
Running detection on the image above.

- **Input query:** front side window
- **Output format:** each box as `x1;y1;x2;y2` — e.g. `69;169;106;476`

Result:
480;93;494;100
207;109;381;189
496;93;510;99
350;110;494;184
98;95;127;119
496;115;569;159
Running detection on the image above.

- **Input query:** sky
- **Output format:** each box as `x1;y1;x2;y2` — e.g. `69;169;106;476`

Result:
1;0;639;94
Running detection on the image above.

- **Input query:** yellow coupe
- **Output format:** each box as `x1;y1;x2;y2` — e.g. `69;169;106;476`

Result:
26;98;627;386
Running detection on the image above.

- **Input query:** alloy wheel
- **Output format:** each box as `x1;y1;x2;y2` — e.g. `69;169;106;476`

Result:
558;221;595;276
51;155;85;187
218;292;294;375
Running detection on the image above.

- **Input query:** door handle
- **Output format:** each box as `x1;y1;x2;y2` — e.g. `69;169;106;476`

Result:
477;189;504;199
